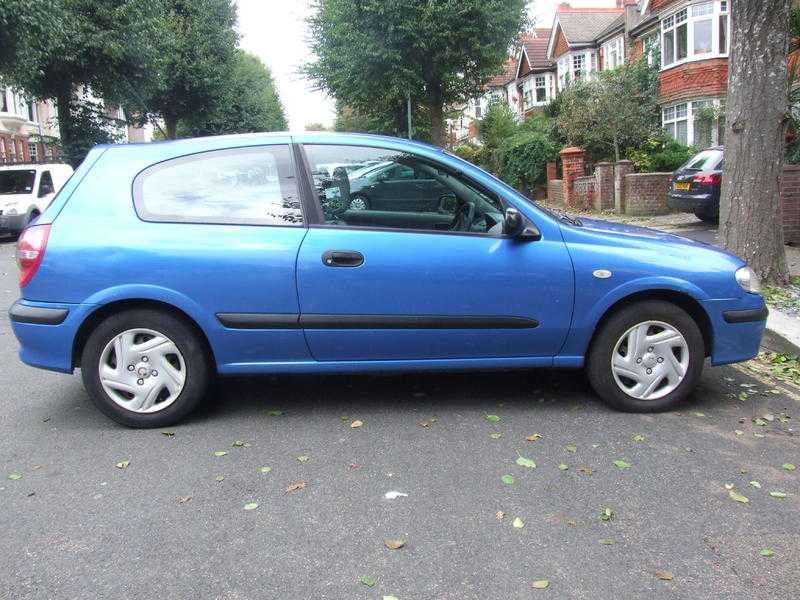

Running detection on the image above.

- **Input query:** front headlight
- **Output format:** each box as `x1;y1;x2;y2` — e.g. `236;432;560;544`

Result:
6;207;17;215
735;266;761;294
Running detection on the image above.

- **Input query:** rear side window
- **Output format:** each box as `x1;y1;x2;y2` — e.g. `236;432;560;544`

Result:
134;145;302;226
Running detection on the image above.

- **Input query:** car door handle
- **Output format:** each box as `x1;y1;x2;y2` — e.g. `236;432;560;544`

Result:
322;250;364;267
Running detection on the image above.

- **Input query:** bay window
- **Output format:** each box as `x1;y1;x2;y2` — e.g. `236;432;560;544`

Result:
661;1;729;68
535;76;547;103
602;36;625;70
662;99;725;147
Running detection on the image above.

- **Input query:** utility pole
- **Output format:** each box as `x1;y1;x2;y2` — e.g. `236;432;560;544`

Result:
407;93;412;140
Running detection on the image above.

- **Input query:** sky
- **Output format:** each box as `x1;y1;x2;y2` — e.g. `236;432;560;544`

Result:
236;0;619;131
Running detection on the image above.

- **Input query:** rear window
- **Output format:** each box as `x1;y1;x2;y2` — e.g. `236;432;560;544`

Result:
682;149;723;171
0;170;35;195
133;146;303;226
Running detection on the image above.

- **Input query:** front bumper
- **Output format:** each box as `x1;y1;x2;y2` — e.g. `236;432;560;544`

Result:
702;297;768;366
0;212;27;233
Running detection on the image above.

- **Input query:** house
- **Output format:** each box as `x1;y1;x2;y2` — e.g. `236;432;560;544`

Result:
513;29;557;117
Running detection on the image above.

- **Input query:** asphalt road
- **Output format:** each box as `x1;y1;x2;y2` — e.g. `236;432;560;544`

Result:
1;233;798;600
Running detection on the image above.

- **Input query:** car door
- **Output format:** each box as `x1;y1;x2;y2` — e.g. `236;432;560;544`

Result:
295;141;574;362
367;164;420;211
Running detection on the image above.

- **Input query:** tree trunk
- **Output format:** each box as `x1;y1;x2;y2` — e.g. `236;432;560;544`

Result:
164;114;178;140
427;101;445;148
55;87;78;167
720;0;790;284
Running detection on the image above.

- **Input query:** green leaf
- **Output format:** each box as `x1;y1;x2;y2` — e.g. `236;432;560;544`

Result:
215;475;225;482
501;474;515;485
259;466;272;474
762;413;775;422
115;460;130;469
515;454;536;469
783;463;796;471
566;444;577;453
748;481;761;488
769;491;787;498
7;472;22;481
526;433;543;441
359;575;377;588
531;580;550;589
613;459;632;470
161;431;175;437
512;517;525;528
598;538;615;545
753;417;768;426
693;411;705;417
489;432;503;439
728;490;749;503
737;392;748;401
297;455;310;463
632;434;646;442
383;596;399;600
558;464;569;471
734;429;744;435
213;451;227;457
243;502;259;510
231;440;248;447
759;548;775;557
486;414;501;422
268;410;285;417
599;507;614;521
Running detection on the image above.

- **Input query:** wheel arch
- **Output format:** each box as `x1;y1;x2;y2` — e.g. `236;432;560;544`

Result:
587;289;713;359
71;299;217;370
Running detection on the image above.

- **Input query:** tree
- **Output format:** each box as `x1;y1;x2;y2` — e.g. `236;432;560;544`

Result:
305;123;328;131
720;0;791;284
555;59;660;163
179;51;288;137
306;0;528;147
0;0;161;164
124;0;240;139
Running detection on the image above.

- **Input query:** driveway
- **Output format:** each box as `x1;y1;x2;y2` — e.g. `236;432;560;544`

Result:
0;236;798;600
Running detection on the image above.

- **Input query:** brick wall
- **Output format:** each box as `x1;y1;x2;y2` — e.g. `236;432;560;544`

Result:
659;59;728;105
623;173;674;216
572;175;596;209
548;179;564;206
782;165;800;245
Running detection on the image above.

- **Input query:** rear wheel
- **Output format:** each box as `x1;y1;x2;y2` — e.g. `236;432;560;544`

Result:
587;300;705;412
81;308;211;427
349;193;371;210
693;207;719;223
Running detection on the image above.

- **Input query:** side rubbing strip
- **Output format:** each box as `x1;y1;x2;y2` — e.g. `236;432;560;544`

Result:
299;315;539;329
216;313;300;329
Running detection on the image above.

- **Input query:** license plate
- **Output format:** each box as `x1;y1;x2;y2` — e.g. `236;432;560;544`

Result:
674;182;691;191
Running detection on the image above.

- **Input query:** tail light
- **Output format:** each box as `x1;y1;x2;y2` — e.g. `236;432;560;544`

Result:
693;173;721;186
16;224;51;288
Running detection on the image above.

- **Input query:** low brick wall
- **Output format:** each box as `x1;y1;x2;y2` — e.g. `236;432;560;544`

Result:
548;179;564;206
571;175;596;209
782;164;800;245
623;172;673;216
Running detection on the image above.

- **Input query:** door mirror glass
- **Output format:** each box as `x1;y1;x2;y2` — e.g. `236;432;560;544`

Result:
503;207;540;240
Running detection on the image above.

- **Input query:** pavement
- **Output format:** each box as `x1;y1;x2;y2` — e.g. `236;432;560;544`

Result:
1;233;799;600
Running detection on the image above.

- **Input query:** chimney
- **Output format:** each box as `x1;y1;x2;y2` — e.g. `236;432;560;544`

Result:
559;2;571;10
616;0;623;6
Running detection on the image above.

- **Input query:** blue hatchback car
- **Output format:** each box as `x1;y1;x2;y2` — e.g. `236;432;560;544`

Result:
9;132;767;427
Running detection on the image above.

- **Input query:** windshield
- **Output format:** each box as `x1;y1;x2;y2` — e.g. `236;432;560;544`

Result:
0;170;36;195
682;149;723;171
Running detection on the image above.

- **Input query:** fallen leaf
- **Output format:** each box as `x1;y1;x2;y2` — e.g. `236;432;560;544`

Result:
489;432;503;439
578;467;593;475
161;431;175;437
599;507;614;522
531;580;550;589
383;596;399;600
486;414;501;423
496;511;505;520
760;548;775;557
613;459;632;470
515;454;536;469
384;491;408;499
526;433;543;442
359;576;377;588
286;482;306;493
632;434;646;442
566;444;577;453
762;413;775;422
231;440;249;448
501;474;515;485
297;455;310;463
243;502;259;510
349;463;361;470
748;481;761;488
754;433;765;438
777;413;791;423
215;475;225;482
512;516;525;528
213;451;227;457
384;538;405;550
268;410;285;417
177;495;192;504
753;417;768;426
340;415;351;421
734;430;744;435
783;463;796;471
418;420;431;428
115;460;130;469
728;490;749;503
598;538;615;545
655;570;674;581
724;483;735;490
259;466;272;474
769;491;787;498
737;392;748;401
8;472;22;481
350;420;363;428
693;411;705;417
558;464;569;471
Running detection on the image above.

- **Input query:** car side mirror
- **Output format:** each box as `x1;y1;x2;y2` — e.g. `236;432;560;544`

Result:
504;207;540;241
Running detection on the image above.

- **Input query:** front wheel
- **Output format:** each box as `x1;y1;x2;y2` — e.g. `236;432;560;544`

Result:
587;300;705;412
81;308;211;427
349;193;370;211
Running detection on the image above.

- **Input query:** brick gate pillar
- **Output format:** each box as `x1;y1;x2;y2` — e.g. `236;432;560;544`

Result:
614;160;633;213
594;162;614;211
560;147;586;209
546;161;558;184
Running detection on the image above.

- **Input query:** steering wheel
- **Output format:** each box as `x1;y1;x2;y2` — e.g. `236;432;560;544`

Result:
451;201;476;232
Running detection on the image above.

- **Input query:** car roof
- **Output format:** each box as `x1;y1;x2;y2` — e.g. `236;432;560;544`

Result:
0;163;72;171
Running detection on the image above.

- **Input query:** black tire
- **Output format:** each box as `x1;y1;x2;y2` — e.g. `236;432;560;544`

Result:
349;193;371;210
693;208;719;223
587;300;705;412
80;308;211;427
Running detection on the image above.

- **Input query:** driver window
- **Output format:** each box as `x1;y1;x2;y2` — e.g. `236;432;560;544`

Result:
303;144;505;235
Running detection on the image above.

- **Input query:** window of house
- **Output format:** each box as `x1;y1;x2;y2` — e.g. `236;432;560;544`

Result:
28;142;38;162
603;37;624;70
573;54;586;80
662;1;728;68
663;99;725;147
133;146;302;226
304;144;506;235
0;89;7;113
474;98;482;118
26;101;36;123
643;31;661;66
535;76;547;103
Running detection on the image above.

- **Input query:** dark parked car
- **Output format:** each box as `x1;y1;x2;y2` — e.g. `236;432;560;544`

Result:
347;161;450;212
667;147;723;223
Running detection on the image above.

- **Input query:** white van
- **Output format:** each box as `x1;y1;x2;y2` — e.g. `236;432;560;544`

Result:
0;163;73;235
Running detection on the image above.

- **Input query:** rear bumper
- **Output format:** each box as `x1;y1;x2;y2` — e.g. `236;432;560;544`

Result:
702;297;768;365
0;213;27;233
667;191;718;212
9;299;86;373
